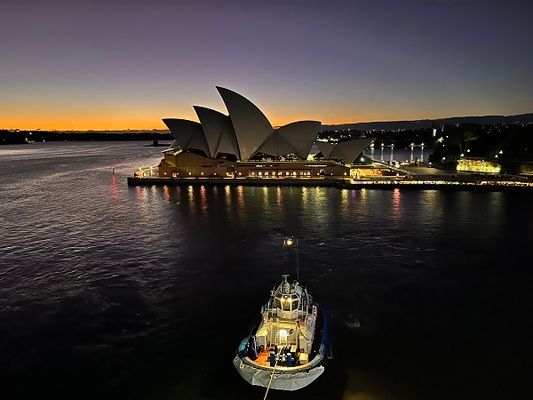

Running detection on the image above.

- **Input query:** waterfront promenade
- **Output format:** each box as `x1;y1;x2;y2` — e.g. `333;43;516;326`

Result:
127;175;533;192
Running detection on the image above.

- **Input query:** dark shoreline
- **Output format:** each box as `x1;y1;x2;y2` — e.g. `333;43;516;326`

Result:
0;131;172;145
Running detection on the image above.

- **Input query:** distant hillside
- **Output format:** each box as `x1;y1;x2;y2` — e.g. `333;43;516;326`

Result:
321;113;533;131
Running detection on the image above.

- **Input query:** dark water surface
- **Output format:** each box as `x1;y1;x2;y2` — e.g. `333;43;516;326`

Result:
1;142;532;399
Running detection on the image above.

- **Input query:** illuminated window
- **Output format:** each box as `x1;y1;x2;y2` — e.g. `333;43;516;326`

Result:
282;298;291;311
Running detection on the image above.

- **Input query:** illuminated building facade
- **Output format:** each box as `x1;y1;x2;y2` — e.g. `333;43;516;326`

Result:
456;158;501;174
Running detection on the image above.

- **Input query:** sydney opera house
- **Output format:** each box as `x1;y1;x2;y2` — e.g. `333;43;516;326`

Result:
149;87;376;180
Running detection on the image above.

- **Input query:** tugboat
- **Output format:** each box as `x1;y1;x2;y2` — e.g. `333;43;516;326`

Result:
233;238;329;391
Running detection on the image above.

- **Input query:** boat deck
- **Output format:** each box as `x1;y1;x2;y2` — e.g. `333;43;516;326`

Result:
253;348;303;368
255;350;271;367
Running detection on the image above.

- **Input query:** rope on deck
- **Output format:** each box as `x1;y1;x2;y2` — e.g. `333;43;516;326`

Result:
262;348;283;400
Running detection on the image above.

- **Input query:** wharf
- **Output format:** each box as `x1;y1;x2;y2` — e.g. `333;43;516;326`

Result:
127;176;533;192
127;177;339;187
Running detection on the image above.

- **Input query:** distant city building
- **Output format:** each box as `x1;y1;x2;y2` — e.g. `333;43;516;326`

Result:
457;158;501;174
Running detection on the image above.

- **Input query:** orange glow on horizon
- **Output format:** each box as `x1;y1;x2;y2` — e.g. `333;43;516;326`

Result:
3;98;518;131
0;111;453;131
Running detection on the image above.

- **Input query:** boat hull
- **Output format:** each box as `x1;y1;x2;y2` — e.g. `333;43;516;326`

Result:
232;356;325;391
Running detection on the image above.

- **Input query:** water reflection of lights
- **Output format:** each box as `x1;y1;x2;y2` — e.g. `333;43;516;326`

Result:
419;190;441;229
187;185;195;211
354;188;369;218
392;188;401;219
341;189;349;208
301;186;308;207
134;185;145;201
162;185;170;202
237;185;244;209
487;192;504;236
111;174;120;201
343;370;393;400
314;187;329;226
276;186;282;206
262;186;268;206
224;185;232;207
199;185;207;210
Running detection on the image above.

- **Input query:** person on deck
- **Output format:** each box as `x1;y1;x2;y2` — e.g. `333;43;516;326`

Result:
268;351;276;367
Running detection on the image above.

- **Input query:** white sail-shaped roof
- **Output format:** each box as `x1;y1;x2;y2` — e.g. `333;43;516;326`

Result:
252;132;298;158
193;106;240;159
162;118;210;156
316;141;336;159
276;121;321;159
217;86;273;160
330;138;373;163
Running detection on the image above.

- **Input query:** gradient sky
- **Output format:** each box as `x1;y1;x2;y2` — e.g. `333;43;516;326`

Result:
1;0;532;130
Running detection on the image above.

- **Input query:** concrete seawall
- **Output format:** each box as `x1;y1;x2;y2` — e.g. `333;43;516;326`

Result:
127;177;533;192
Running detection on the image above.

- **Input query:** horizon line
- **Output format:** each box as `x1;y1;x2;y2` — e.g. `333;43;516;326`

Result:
2;111;532;132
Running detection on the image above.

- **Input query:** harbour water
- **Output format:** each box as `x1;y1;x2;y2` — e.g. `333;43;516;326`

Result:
1;142;532;399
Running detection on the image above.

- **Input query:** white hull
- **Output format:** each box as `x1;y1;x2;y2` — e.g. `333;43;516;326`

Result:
233;356;325;391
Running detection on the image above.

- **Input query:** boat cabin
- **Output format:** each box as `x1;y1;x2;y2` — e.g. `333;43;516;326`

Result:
251;275;318;367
